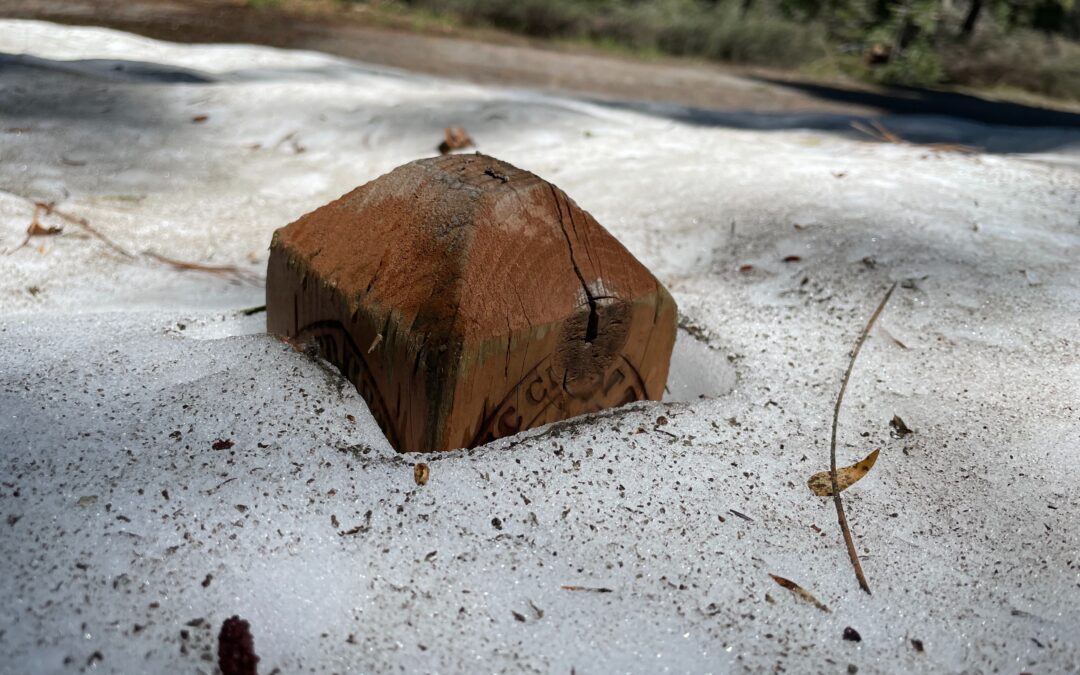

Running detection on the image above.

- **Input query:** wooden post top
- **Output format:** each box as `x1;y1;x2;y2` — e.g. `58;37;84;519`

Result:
268;154;676;451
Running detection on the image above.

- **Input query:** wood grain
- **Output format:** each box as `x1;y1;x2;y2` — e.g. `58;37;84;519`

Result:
267;154;676;452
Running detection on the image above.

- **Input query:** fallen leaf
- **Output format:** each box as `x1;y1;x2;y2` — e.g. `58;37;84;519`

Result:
8;210;64;253
27;221;62;237
782;255;802;263
191;115;209;123
737;264;754;273
438;126;474;155
807;449;880;497
414;462;430;486
769;574;830;612
890;415;913;437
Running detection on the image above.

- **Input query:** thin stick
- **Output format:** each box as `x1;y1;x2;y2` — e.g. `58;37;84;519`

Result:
830;282;897;594
849;120;979;154
36;201;135;259
144;251;263;285
4;195;263;285
560;585;613;593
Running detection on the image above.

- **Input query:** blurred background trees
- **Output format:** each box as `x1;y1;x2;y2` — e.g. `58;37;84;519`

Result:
340;0;1080;99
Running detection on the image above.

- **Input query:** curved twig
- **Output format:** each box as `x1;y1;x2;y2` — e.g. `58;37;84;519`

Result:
831;282;897;594
3;195;263;285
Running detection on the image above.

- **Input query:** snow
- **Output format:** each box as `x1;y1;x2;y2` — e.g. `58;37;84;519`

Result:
2;18;1080;674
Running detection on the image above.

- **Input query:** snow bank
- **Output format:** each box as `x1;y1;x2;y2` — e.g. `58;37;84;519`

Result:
1;19;1079;674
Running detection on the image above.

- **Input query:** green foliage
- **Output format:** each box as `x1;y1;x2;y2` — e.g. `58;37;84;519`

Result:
655;6;827;66
369;0;1080;99
398;0;828;66
943;28;1080;99
908;0;942;34
454;0;588;38
873;42;945;85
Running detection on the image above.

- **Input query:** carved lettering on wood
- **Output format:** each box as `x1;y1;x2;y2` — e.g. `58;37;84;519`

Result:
471;354;647;446
295;320;401;449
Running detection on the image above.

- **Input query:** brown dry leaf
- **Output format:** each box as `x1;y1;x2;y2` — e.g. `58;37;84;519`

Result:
769;574;830;612
27;221;63;237
414;462;430;486
807;449;880;497
438;126;474;155
7;207;63;254
890;415;913;437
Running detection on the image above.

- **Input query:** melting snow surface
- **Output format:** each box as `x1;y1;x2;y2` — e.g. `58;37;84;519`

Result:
2;19;1080;674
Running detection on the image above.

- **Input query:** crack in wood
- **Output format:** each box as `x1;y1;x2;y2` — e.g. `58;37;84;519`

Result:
549;184;599;343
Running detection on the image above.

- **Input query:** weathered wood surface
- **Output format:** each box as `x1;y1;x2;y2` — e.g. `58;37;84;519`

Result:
267;154;676;452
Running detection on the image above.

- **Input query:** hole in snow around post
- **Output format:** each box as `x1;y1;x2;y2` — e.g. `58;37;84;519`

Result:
177;312;267;340
663;328;737;403
181;314;736;403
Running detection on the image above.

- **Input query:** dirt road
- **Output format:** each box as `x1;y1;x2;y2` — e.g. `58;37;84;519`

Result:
3;0;1079;128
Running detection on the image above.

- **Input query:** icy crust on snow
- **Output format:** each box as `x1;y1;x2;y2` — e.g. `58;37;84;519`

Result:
2;19;1080;675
